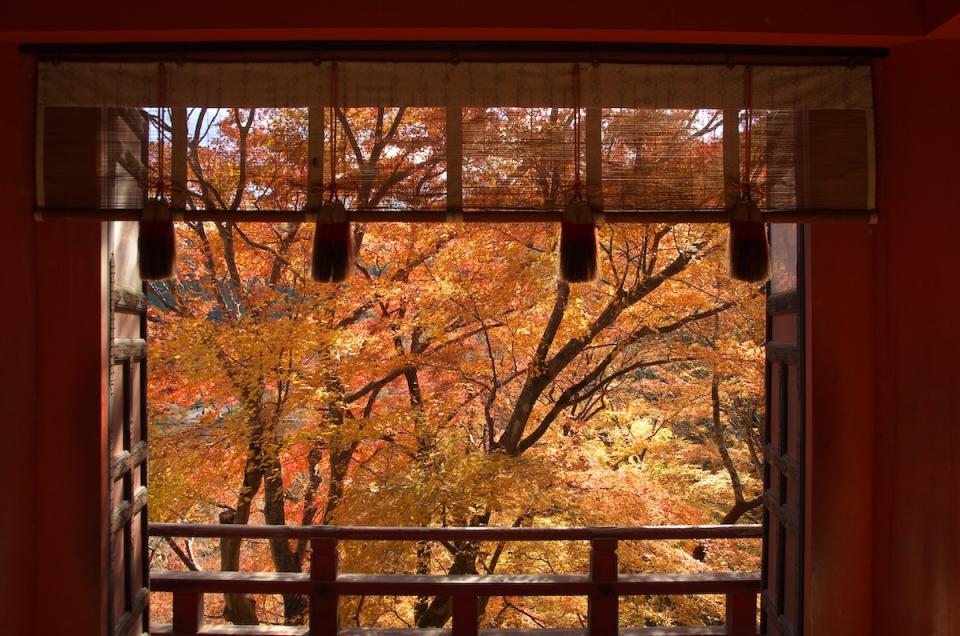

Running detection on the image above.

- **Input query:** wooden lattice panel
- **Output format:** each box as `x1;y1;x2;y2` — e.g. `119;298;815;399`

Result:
762;224;805;636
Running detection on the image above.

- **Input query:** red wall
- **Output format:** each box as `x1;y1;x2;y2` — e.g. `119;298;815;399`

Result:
0;44;111;636
0;43;39;636
0;0;927;40
924;0;960;30
806;38;960;636
35;223;110;636
807;222;877;635
871;39;960;635
2;3;960;635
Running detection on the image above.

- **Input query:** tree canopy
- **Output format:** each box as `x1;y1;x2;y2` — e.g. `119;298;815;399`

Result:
147;105;765;629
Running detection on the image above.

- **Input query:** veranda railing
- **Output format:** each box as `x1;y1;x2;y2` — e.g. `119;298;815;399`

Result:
149;524;762;636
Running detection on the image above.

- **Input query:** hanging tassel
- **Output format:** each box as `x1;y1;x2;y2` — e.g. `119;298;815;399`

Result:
558;63;598;284
559;198;598;283
728;197;770;283
139;64;177;281
728;66;768;283
138;197;177;280
311;199;353;283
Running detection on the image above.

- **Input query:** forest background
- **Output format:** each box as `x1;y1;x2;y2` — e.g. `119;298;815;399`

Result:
145;104;768;629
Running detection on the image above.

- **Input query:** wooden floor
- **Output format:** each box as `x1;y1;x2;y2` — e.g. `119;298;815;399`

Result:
151;625;734;635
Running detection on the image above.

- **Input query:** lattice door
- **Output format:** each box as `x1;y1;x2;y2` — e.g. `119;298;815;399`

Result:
108;220;150;636
761;223;805;636
106;105;151;636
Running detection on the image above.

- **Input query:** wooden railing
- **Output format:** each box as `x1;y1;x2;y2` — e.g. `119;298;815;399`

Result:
148;524;762;636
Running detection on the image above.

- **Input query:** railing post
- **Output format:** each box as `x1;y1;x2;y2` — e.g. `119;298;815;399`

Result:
725;591;757;636
452;594;479;636
171;591;203;635
310;537;339;636
588;538;618;636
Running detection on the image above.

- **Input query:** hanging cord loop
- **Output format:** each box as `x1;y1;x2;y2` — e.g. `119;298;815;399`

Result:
328;61;339;204
741;65;753;201
155;63;167;201
572;63;583;202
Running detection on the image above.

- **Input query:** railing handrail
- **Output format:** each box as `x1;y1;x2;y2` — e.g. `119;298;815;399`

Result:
149;524;761;636
148;522;762;541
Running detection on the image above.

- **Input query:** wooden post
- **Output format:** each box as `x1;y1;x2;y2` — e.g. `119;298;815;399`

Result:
725;591;757;636
171;591;203;635
588;538;618;636
452;594;479;636
310;538;339;636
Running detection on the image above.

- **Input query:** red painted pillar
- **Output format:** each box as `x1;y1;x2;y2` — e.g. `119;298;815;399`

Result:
0;42;110;636
867;40;960;636
0;41;39;636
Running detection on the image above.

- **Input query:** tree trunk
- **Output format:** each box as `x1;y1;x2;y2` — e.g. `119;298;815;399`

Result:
415;543;481;628
413;541;433;625
260;425;309;623
691;372;763;559
710;371;747;507
720;496;763;525
219;425;263;625
416;512;490;628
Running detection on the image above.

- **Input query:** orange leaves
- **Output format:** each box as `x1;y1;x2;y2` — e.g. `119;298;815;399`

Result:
148;105;765;629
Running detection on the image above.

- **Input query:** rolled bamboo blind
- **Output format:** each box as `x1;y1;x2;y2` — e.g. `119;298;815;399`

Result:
34;60;876;224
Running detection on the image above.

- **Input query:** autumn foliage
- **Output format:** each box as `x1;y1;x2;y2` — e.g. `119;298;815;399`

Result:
146;105;765;629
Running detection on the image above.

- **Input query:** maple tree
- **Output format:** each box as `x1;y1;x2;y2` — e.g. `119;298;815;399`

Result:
147;105;766;629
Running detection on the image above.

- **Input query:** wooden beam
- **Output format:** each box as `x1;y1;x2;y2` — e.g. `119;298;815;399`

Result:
150;570;761;597
111;338;146;363
111;286;148;312
766;343;801;365
110;440;148;481
151;570;311;594
766;291;800;315
113;586;148;636
111;486;147;533
149;626;733;635
616;573;761;595
148;523;762;541
764;443;801;482
333;573;593;596
762;493;801;536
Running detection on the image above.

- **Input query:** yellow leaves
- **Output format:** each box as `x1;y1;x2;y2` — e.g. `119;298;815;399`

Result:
148;104;767;629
